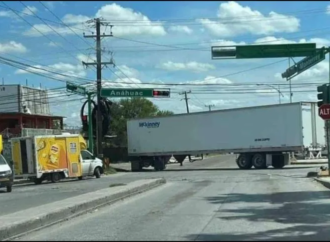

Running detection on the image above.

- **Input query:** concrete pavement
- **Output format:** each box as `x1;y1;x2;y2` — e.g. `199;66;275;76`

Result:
0;155;229;217
13;156;328;241
1;178;166;241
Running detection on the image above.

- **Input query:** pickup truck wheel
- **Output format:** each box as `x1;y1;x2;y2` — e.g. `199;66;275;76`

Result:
51;173;60;183
6;185;12;193
78;176;83;180
252;154;267;169
236;154;252;169
94;168;101;178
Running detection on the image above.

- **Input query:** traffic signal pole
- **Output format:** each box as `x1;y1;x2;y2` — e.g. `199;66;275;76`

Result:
87;92;94;154
328;53;330;175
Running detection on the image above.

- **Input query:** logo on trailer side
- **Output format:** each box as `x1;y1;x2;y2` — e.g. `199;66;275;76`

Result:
139;122;160;128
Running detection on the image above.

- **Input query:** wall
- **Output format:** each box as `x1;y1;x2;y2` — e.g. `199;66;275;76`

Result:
0;85;19;113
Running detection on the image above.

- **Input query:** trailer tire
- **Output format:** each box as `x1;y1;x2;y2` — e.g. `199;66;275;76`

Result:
154;157;165;171
131;160;142;172
6;185;12;193
252;153;267;169
236;154;252;169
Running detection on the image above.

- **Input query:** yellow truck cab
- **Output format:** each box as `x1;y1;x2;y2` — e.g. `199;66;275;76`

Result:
0;135;13;192
11;134;103;185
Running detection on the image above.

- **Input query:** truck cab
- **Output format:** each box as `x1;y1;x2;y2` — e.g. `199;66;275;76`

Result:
0;134;13;192
79;150;104;179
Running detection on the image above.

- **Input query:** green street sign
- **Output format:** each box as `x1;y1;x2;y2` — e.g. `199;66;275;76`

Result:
66;82;86;95
236;43;317;59
211;46;236;59
282;48;326;79
100;88;171;98
296;48;325;73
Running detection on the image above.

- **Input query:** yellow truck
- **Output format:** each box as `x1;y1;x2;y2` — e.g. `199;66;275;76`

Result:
11;134;104;185
0;135;13;192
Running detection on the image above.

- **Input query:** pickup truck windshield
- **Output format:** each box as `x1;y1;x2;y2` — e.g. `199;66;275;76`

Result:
0;155;7;165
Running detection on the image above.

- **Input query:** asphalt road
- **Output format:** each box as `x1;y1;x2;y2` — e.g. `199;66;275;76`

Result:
0;155;228;217
14;156;329;241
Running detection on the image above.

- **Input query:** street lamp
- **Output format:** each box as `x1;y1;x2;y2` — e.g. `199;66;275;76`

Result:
257;84;284;104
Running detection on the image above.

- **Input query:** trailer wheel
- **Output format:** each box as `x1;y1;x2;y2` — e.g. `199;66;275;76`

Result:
131;160;142;172
236;154;252;169
252;154;267;169
154;157;165;171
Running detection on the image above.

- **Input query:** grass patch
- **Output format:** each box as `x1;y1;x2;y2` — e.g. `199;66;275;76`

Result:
109;183;126;187
103;166;118;175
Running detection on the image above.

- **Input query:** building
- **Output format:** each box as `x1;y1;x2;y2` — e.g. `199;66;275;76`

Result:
0;84;64;138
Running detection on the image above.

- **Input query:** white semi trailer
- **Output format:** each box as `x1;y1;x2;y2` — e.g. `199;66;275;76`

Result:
127;102;325;171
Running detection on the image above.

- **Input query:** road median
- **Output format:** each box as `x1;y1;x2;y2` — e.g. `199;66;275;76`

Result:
291;159;327;165
0;178;166;241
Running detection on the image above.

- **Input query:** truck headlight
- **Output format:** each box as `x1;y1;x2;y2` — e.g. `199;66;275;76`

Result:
5;170;12;175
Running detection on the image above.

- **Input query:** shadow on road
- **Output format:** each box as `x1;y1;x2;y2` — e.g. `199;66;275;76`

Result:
186;189;330;241
13;177;96;188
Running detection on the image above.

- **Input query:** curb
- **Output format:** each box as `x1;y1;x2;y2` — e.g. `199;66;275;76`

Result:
291;162;327;165
313;177;330;189
0;178;166;241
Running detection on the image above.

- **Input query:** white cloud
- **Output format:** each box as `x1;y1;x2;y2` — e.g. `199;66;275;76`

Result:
21;6;38;16
186;76;233;85
48;41;61;47
158;61;215;72
15;55;87;80
254;36;330;47
0;11;12;18
327;5;330;14
114;65;139;78
0;41;27;54
25;3;166;37
168;25;193;34
62;14;90;24
198;1;300;37
209;39;246;46
23;23;76;36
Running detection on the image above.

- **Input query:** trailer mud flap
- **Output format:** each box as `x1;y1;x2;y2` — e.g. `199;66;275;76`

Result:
266;154;272;167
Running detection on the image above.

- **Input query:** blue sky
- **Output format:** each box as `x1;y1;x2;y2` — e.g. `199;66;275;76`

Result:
0;1;330;125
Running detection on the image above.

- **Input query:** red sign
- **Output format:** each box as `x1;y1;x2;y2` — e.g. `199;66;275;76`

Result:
319;104;330;120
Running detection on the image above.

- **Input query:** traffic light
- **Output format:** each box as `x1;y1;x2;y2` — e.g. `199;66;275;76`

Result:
82;115;88;132
152;89;170;98
317;84;330;108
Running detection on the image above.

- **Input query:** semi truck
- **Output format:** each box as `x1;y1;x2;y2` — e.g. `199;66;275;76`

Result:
11;134;104;184
127;102;325;171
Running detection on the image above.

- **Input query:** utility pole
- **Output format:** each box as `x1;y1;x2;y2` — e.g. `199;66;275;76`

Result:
82;18;114;158
179;90;192;162
179;90;191;114
205;104;215;111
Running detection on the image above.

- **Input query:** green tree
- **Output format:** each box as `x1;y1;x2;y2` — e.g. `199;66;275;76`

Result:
107;97;173;147
156;110;174;117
